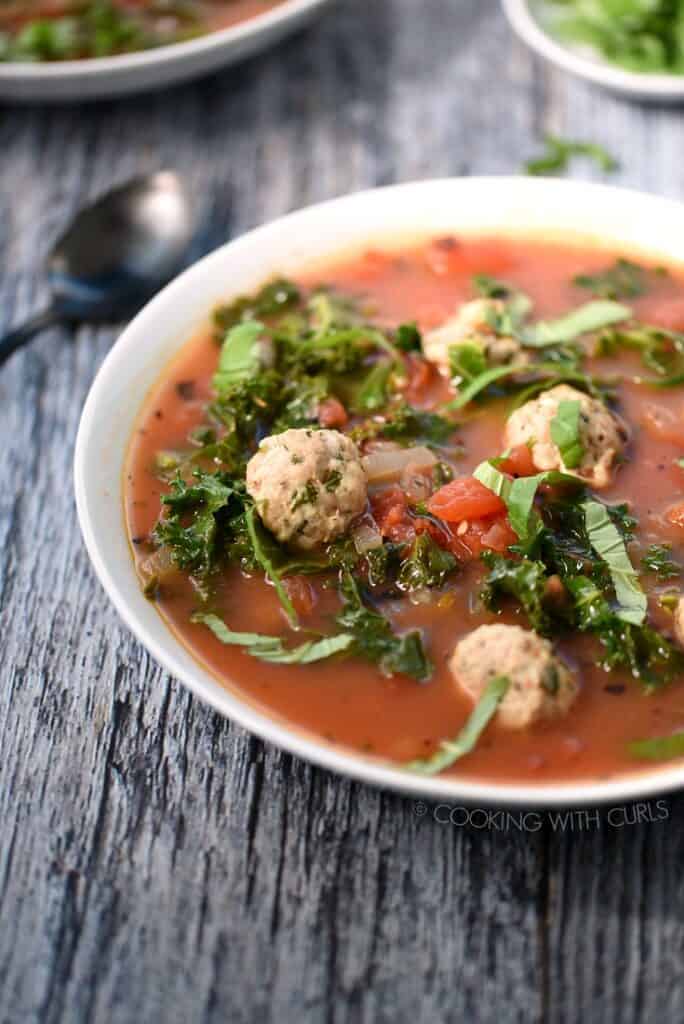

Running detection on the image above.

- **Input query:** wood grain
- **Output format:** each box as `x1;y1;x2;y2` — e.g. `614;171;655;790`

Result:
1;1;684;1021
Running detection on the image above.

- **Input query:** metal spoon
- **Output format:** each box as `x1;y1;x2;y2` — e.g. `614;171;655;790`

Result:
0;171;194;367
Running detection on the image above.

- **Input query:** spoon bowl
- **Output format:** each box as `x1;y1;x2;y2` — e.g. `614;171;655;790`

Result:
0;171;194;365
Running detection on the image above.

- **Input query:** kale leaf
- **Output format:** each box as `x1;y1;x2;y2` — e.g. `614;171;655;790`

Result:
574;259;648;300
480;552;553;635
397;534;458;592
641;544;681;581
153;471;242;579
336;571;433;682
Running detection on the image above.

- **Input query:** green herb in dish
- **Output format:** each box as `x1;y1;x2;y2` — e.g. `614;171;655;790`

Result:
545;0;684;75
405;676;510;775
525;135;618;176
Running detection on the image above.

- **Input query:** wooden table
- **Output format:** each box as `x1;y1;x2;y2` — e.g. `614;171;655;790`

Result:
2;2;683;1021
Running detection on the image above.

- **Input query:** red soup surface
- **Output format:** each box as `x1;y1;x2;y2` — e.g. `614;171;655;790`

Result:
125;236;684;784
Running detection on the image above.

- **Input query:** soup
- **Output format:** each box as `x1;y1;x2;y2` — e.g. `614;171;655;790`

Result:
0;1;283;61
126;236;684;783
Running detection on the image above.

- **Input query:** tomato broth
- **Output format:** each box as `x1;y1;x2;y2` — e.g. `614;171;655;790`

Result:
126;236;684;784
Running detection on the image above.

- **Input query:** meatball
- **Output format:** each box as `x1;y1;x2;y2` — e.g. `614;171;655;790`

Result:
450;623;578;730
674;597;684;648
246;428;367;550
422;298;529;376
504;384;629;489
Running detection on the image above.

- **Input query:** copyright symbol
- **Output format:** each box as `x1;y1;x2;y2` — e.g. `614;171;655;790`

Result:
413;801;428;817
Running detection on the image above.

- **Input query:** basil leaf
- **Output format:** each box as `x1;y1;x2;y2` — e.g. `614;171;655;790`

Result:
549;399;584;469
630;732;684;762
213;321;264;393
405;675;510;775
449;341;488;384
395;322;422;351
446;364;524;410
582;500;647;625
472;274;514;299
245;506;299;627
525;136;618;176
473;460;580;546
522;301;631;348
193;612;354;664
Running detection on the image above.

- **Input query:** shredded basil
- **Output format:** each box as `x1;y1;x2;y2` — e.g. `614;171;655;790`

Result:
630;732;684;762
193;613;354;664
405;675;510;775
521;301;631;348
473;460;580;547
549;399;584;468
213;321;264;393
581;500;647;625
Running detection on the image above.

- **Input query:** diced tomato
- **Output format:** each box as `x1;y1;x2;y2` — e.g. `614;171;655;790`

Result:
403;353;435;403
666;502;684;529
498;444;537;478
318;396;348;429
370;485;416;544
416;509;517;559
283;576;317;617
427;477;507;523
478;515;518;554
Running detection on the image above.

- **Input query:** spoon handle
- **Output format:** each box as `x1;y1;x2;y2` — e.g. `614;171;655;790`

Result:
0;307;62;367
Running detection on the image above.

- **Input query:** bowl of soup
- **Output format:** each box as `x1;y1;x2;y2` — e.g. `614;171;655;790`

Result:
0;0;334;101
75;176;684;806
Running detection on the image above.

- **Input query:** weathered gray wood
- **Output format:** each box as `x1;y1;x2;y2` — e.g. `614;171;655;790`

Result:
2;1;684;1021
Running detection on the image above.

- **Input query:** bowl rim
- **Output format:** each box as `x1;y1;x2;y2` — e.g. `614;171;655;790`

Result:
0;0;331;80
75;175;684;808
502;0;684;99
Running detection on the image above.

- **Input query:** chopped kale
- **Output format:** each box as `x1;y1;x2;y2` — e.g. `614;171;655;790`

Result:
641;544;681;581
336;571;433;682
596;323;684;382
574;259;648;300
397;534;458;592
353;361;394;412
395;322;422;351
213;278;300;333
566;576;684;687
480;552;553;635
352;401;455;447
153;471;241;579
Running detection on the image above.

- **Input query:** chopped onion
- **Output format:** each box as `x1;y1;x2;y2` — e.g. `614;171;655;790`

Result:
138;546;176;594
401;464;434;503
352;519;383;554
362;445;437;484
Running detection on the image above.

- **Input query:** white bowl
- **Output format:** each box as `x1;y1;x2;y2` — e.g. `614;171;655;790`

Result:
0;0;333;103
503;0;684;103
75;176;684;807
